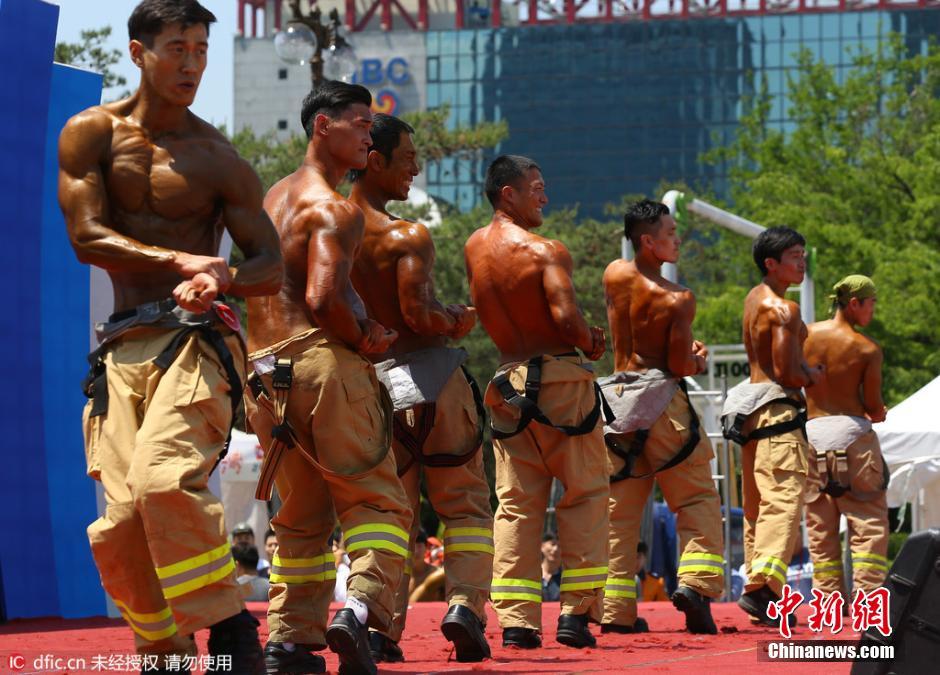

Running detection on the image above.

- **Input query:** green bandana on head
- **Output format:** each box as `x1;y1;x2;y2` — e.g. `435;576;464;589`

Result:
829;274;876;315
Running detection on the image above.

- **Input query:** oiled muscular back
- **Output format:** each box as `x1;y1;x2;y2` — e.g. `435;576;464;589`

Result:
246;168;363;351
743;284;807;385
352;215;443;354
604;259;688;373
465;221;573;362
804;320;879;418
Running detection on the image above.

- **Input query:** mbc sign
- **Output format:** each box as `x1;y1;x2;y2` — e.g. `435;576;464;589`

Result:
351;58;409;115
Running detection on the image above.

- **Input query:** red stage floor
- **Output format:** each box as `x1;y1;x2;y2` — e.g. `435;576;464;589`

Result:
0;601;855;674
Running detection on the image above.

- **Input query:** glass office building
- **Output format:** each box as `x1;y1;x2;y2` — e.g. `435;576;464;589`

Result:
421;9;940;215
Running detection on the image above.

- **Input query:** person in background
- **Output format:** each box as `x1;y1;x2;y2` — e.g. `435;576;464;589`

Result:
233;544;271;603
541;532;562;602
636;542;668;602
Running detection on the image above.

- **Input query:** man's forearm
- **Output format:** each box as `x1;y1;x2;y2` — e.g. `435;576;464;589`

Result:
227;249;283;297
311;298;364;349
72;230;179;273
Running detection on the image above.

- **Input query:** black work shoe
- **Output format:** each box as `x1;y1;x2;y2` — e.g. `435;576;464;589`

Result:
440;604;491;662
263;642;325;674
556;613;596;649
672;586;718;635
325;608;377;675
367;631;404;663
600;617;649;634
207;609;265;675
502;627;542;649
738;586;797;628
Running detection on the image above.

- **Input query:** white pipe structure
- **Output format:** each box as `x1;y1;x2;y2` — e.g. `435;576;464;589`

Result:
659;190;816;325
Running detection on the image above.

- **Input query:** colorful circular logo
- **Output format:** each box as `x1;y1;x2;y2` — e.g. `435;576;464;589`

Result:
371;89;400;115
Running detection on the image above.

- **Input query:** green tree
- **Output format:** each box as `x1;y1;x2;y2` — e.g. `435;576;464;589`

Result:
55;26;127;93
704;35;940;404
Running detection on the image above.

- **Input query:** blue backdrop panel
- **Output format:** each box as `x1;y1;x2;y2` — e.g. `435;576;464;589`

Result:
0;0;61;619
41;63;105;619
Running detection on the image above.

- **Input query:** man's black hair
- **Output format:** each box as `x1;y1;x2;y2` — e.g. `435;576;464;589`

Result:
752;226;806;275
300;80;372;140
264;528;276;541
350;113;415;182
542;531;558;543
623;199;670;251
231;543;259;570
484;154;541;208
128;0;216;47
636;541;648;555
415;528;429;544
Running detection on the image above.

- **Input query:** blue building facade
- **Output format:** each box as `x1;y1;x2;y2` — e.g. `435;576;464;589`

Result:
422;9;940;215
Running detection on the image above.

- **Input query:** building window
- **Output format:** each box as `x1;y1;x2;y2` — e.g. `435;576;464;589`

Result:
278;68;288;80
277;119;288;130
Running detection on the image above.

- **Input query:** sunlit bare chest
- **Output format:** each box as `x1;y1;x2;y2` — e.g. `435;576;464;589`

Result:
106;123;219;223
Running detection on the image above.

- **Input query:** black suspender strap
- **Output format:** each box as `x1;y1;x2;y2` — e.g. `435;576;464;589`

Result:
608;379;701;482
741;399;807;442
392;366;488;475
490;356;613;440
153;326;244;477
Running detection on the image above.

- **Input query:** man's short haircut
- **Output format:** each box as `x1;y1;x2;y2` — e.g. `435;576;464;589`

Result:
231;543;259;570
623;199;670;251
415;528;429;545
542;531;558;543
128;0;216;47
752;226;806;275
636;541;648;556
264;528;276;541
484;154;541;208
300;80;373;140
350;113;415;182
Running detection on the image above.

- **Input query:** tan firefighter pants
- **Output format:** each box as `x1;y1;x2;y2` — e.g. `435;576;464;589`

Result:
741;401;809;595
385;367;494;642
245;329;411;647
604;386;725;626
83;325;246;657
486;354;610;631
805;430;889;597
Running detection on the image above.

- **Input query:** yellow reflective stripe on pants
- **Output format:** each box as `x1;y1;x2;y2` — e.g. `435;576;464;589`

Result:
853;553;888;571
114;600;177;642
678;552;725;575
443;527;495;555
155;542;235;600
813;559;844;577
345;523;409;558
491;578;542;602
605;576;637;599
853;560;889;571
752;557;788;585
559;566;608;592
270;552;337;584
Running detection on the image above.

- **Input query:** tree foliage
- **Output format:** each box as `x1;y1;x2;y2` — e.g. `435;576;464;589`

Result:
54;26;127;93
705;35;940;404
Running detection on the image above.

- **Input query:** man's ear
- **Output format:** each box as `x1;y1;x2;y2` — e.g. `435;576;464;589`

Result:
129;40;145;68
499;184;514;208
367;149;385;173
639;232;653;252
313;112;331;137
764;257;778;274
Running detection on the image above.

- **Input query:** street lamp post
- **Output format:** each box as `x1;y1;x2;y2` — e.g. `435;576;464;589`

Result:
274;0;357;88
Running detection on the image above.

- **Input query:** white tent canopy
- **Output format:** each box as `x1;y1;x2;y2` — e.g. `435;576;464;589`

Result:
877;375;940;529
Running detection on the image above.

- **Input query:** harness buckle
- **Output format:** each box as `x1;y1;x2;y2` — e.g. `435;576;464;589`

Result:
272;358;293;390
